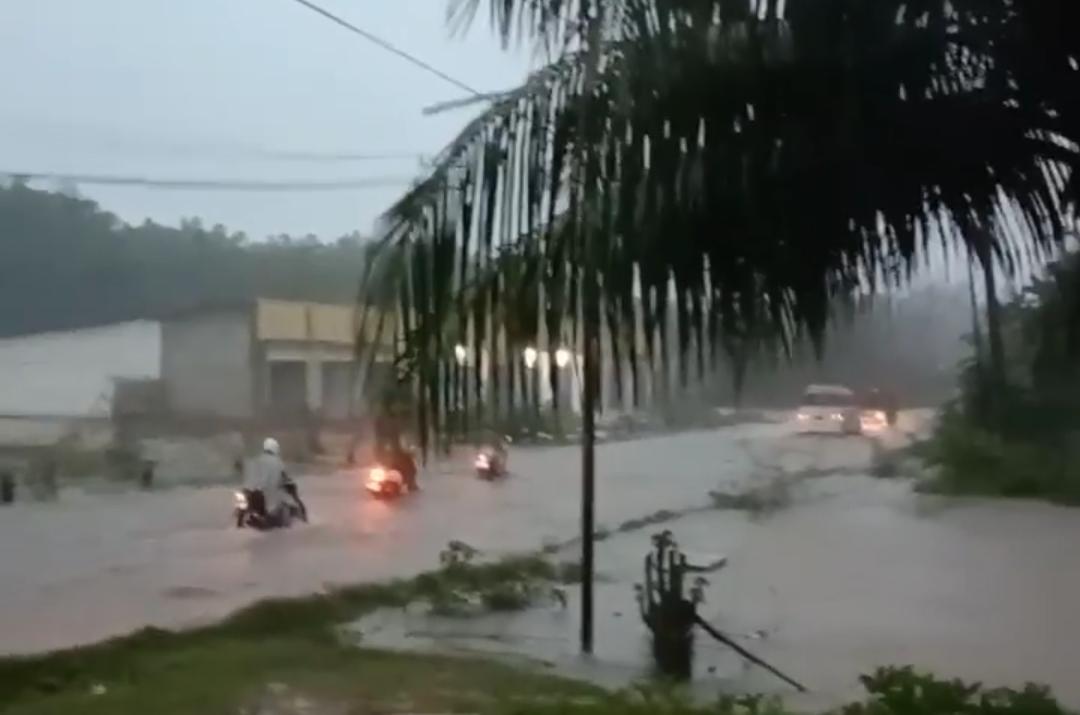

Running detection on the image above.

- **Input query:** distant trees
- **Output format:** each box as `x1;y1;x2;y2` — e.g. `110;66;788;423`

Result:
0;183;372;337
926;253;1080;502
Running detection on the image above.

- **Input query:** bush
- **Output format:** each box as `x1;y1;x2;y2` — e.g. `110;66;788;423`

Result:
842;666;1069;715
502;669;1070;715
922;407;1080;503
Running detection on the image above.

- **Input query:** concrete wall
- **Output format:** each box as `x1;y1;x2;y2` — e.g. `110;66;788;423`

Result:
141;433;244;485
0;320;160;418
0;416;113;449
161;311;254;418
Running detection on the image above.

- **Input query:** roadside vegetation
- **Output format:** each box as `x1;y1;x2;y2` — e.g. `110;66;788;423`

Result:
2;606;1070;715
0;548;580;714
921;254;1080;503
0;542;1070;714
513;669;1070;715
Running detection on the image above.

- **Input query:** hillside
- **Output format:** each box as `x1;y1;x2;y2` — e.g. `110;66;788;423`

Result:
0;183;371;337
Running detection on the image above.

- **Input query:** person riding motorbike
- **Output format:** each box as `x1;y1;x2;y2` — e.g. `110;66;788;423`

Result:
476;433;509;477
373;416;419;494
392;443;418;493
377;439;418;493
245;437;306;524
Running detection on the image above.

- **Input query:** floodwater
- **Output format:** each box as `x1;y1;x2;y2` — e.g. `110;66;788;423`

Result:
366;473;1080;711
4;411;1080;710
0;417;801;654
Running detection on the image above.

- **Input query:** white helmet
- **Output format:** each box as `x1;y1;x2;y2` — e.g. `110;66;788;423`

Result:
262;437;280;456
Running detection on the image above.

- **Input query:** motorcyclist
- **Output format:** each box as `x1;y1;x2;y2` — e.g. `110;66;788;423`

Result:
478;433;508;476
387;441;418;493
246;438;291;523
282;473;308;521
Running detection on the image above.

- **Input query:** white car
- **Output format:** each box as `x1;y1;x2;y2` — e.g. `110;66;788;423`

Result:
795;384;862;434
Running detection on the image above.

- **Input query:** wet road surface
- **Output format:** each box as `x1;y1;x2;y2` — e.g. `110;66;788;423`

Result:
0;418;804;655
7;410;1080;712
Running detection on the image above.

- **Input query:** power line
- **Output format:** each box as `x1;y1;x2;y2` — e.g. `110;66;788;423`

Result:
286;0;482;97
1;170;414;192
258;150;428;162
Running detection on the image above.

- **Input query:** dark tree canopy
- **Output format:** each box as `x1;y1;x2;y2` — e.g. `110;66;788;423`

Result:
0;183;373;337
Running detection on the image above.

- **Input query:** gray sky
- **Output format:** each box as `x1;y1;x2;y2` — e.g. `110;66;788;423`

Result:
0;0;532;239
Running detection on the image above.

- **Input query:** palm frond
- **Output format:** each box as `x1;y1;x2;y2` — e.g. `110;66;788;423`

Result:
358;0;1079;451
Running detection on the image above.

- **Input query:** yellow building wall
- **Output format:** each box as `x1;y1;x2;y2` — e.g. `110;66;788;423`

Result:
255;299;394;354
256;299;308;342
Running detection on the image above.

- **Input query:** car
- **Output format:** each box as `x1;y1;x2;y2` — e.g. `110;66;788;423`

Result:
859;387;899;433
795;384;862;434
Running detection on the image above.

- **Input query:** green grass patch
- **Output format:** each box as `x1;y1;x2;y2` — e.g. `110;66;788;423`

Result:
2;633;599;715
0;553;569;713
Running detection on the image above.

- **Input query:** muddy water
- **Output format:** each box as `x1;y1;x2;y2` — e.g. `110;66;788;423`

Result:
6;410;1080;711
721;476;1080;709
347;425;1080;710
0;418;801;654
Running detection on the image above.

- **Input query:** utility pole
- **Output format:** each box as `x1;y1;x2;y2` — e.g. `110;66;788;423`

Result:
578;6;603;656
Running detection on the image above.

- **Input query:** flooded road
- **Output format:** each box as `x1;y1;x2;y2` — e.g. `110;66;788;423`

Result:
0;418;797;654
4;410;1080;710
717;475;1080;709
351;471;1080;710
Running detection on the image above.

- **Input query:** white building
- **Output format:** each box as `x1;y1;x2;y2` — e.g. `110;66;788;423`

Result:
0;320;161;418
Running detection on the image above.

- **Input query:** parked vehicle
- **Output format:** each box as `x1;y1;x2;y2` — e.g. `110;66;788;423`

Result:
796;384;862;435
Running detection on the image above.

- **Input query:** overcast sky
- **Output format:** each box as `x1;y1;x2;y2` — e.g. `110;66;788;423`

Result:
0;0;533;240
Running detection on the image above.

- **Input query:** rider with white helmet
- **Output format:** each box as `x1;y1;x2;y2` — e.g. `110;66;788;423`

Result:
243;437;288;518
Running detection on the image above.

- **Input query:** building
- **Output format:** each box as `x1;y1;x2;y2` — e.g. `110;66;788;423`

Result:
0;299;393;437
0;320;161;448
160;299;393;422
0;319;161;418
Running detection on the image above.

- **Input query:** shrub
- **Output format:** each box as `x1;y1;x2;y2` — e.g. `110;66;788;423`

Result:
841;666;1068;715
922;408;1080;503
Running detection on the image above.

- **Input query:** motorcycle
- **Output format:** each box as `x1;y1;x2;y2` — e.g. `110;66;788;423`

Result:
365;465;408;499
474;447;507;480
233;481;307;530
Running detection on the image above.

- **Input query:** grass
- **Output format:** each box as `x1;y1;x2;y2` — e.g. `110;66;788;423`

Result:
1;557;1074;715
0;554;581;714
708;481;792;516
2;632;600;715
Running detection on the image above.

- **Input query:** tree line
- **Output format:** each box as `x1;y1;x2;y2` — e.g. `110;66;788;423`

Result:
0;183;372;338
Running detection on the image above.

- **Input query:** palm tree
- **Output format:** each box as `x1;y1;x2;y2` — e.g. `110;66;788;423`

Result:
360;0;1076;651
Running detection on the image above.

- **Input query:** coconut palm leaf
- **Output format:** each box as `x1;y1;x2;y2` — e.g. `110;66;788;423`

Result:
358;0;1077;449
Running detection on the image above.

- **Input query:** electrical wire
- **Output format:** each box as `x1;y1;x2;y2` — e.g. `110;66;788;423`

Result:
257;150;427;162
286;0;483;97
0;170;414;192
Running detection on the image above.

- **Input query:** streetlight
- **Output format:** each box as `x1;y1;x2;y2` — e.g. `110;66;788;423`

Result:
523;346;539;369
454;344;468;365
555;348;571;369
